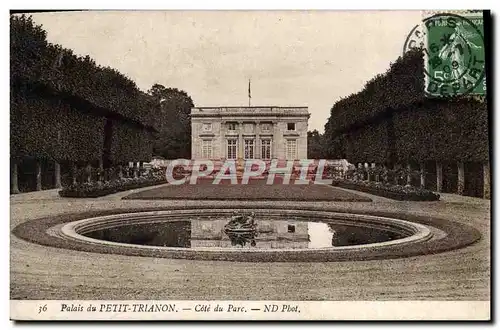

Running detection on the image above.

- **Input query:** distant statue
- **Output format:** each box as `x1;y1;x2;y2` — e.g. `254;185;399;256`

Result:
224;211;258;247
247;212;255;226
227;211;256;228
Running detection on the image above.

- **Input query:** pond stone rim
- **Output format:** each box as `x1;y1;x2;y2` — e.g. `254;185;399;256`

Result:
11;204;482;262
57;209;433;253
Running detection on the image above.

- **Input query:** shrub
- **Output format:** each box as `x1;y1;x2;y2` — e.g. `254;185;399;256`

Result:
332;178;440;201
59;170;167;198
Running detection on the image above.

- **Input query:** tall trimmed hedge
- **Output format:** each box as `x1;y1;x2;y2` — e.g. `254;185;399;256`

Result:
344;121;390;164
325;47;489;165
11;92;105;162
393;100;489;163
11;14;158;167
109;121;154;163
11;14;156;129
327;49;424;134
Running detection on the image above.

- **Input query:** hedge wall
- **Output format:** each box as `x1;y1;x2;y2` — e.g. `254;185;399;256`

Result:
327;49;424;133
109;121;155;163
393;100;489;163
344;121;390;164
11;14;156;129
11;14;157;166
324;46;489;165
11;93;106;163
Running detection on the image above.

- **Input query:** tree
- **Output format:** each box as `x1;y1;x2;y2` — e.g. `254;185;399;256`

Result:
307;130;325;159
147;84;195;159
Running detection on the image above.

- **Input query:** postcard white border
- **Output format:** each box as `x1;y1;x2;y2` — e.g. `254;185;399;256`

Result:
5;2;497;328
10;300;490;321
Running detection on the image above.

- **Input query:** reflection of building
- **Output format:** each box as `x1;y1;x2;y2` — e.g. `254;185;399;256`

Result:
190;107;310;160
329;224;403;247
190;219;309;249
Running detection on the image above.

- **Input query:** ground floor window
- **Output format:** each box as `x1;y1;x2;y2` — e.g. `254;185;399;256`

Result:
201;140;212;159
244;139;255;159
227;139;237;159
286;139;297;160
261;139;271;160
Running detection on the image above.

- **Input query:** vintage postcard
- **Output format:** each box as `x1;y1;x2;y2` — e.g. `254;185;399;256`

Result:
10;9;491;321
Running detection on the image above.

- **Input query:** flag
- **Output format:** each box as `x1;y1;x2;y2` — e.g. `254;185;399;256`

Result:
248;79;251;99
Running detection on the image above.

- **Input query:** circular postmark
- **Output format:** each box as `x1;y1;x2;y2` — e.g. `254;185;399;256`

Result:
403;13;486;97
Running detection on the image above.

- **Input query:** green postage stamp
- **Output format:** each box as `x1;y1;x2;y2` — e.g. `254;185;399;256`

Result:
405;11;486;97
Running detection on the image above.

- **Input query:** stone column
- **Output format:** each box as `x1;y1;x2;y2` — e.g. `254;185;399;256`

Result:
393;164;399;185
35;160;42;191
139;161;144;177
406;163;411;186
457;161;465;195
272;121;278;159
72;162;77;185
419;162;425;188
11;160;20;194
238;121;243;160
255;121;260;159
483;161;491;199
134;162;139;178
255;135;260;159
98;158;104;182
436;162;443;193
54;161;62;188
86;164;92;183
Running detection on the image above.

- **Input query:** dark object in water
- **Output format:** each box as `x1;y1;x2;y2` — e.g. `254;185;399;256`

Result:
224;212;257;247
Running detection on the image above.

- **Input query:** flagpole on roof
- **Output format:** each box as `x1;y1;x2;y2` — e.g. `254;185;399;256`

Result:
248;78;251;107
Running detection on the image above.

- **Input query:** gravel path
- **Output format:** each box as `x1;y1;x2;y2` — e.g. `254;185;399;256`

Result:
10;187;490;301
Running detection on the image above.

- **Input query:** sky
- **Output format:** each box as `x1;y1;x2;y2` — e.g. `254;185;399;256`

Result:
30;10;423;132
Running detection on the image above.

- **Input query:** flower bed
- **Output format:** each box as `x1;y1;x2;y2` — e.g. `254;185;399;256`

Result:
59;176;167;198
332;179;440;201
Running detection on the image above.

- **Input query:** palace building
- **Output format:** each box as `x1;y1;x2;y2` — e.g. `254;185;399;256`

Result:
190;106;310;160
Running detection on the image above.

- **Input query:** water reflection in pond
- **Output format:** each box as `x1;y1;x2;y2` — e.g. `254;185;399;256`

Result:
84;217;405;249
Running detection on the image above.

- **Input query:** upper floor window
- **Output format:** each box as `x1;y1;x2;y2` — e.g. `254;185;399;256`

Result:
227;122;238;131
287;123;296;131
202;123;212;132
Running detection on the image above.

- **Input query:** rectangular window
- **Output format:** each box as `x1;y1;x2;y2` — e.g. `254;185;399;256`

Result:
287;123;296;131
202;140;212;159
261;139;271;160
244;139;255;159
202;123;212;132
227;122;237;131
286;140;297;160
227;139;237;160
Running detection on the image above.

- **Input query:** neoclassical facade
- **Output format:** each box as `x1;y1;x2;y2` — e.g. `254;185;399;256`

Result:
191;106;310;160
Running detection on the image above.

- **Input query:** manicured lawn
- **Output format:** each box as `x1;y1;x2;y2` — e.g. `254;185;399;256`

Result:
123;178;371;201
